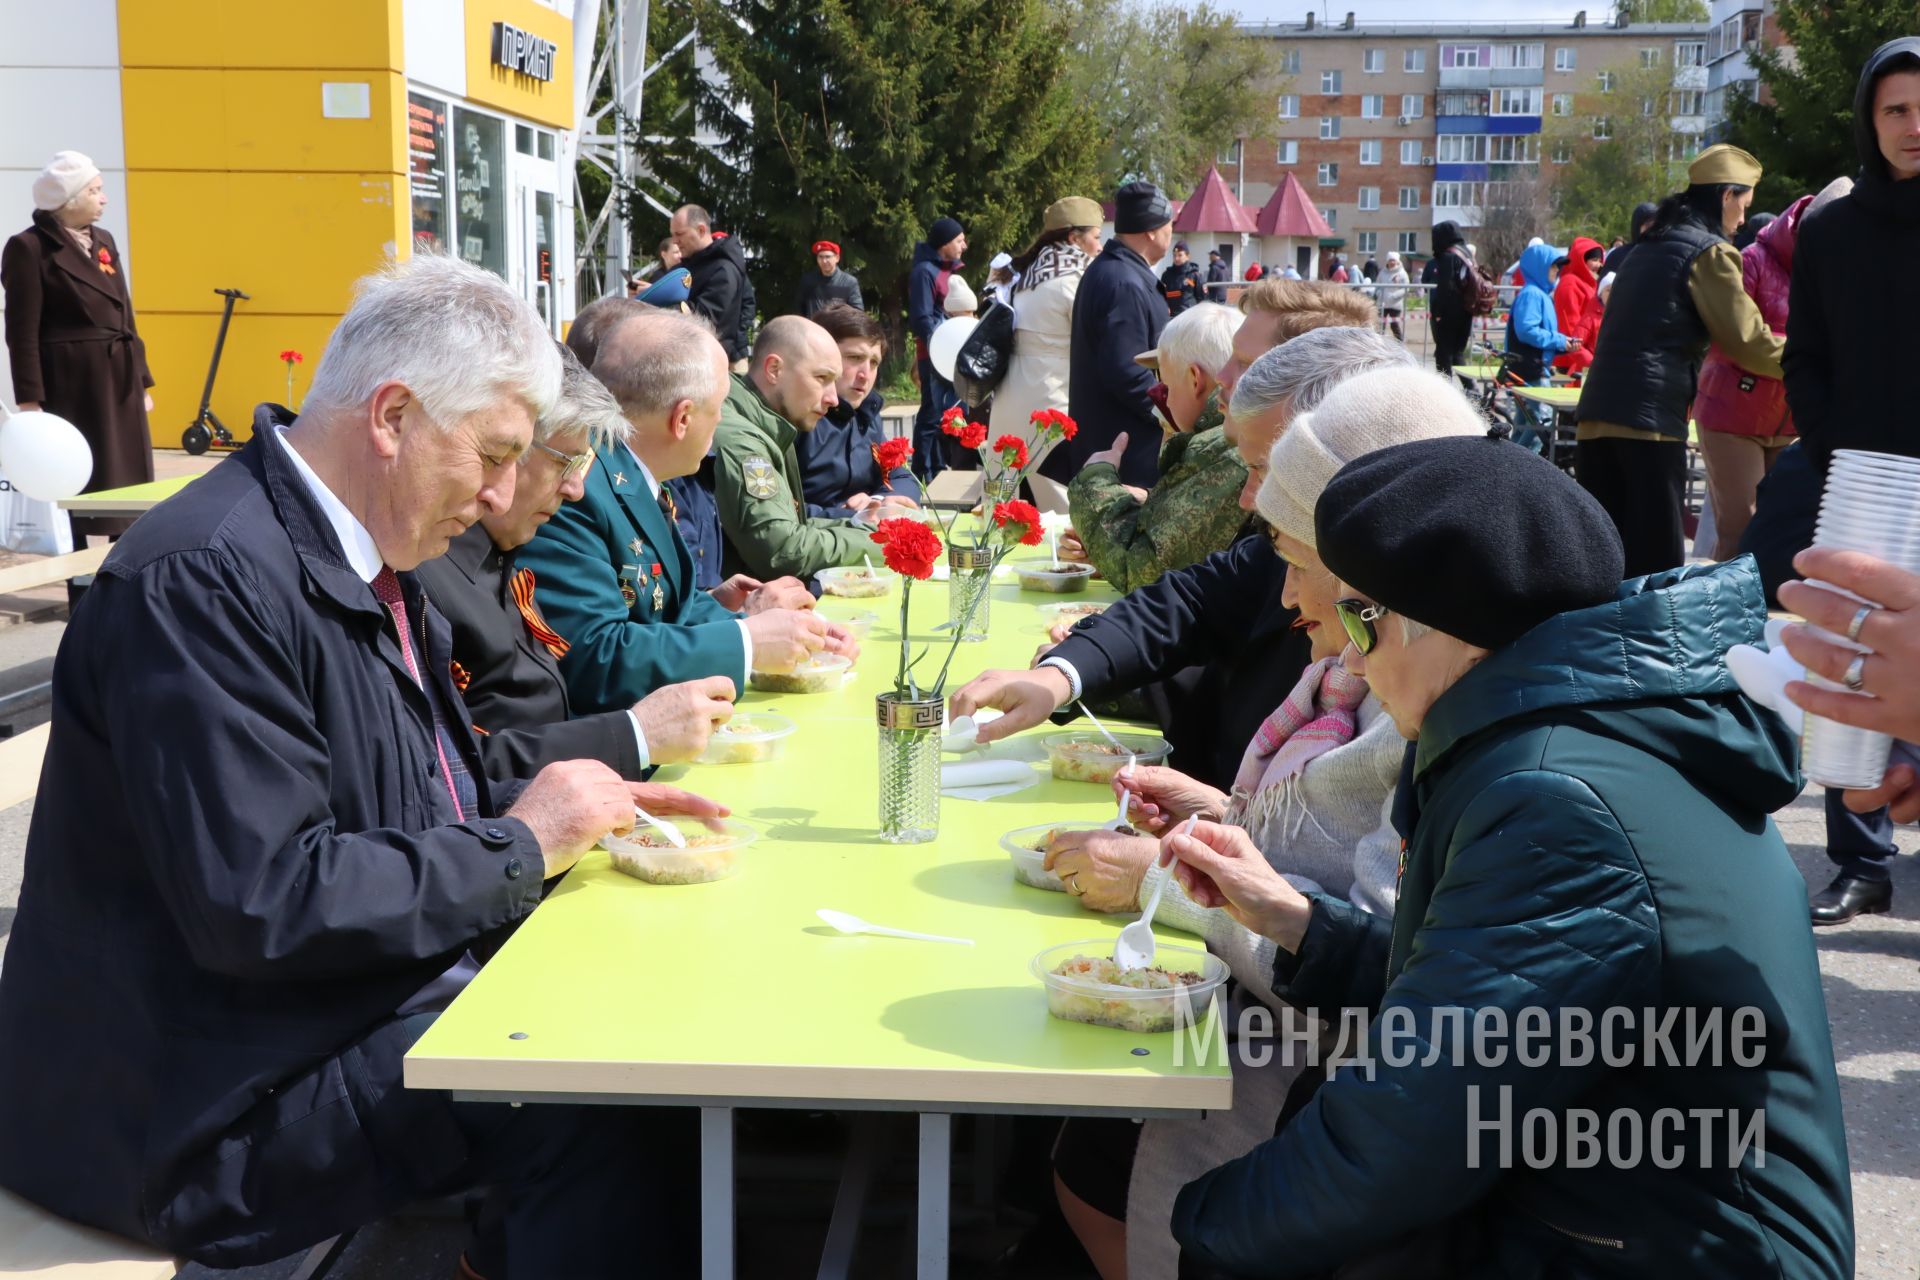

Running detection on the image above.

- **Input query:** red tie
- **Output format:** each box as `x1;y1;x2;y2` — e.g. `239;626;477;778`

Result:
373;567;465;819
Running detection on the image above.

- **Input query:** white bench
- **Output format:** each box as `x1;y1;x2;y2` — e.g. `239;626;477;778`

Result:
0;1186;177;1279
0;723;49;811
0;545;109;597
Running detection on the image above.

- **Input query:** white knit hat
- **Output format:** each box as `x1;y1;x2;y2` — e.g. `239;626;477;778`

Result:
943;275;978;314
33;151;100;212
1257;366;1486;550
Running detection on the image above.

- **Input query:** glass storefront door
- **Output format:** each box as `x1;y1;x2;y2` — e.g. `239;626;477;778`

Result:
513;125;561;335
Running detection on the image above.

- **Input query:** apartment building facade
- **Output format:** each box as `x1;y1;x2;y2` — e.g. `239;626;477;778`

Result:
1228;12;1710;270
1703;0;1778;140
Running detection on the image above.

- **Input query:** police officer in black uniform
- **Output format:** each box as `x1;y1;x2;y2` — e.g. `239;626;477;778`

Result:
1159;241;1205;316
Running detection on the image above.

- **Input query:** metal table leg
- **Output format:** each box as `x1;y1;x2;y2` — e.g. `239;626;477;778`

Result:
702;1107;735;1280
917;1112;951;1280
816;1113;889;1280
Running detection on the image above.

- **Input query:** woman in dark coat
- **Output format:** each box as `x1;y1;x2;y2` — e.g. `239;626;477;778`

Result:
2;150;155;540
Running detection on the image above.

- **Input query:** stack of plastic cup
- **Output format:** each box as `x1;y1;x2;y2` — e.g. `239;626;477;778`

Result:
1800;448;1920;787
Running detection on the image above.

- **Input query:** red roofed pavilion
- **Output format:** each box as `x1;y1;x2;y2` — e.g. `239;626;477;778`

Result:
1254;173;1333;239
1171;165;1257;235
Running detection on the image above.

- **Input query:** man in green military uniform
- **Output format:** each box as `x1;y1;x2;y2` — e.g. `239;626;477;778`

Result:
712;315;885;581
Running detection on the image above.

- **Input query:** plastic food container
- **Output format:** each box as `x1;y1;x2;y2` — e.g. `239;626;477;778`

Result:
1031;940;1227;1033
1000;822;1137;892
1044;732;1172;784
696;713;796;764
603;819;758;885
1037;601;1108;630
1014;562;1094;593
749;652;852;694
828;609;877;640
818;566;895;598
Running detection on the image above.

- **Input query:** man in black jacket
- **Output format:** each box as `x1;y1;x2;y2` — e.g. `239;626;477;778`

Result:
794;302;923;517
1786;37;1920;474
1427;219;1474;374
671;202;751;364
1159;241;1204;316
795;238;864;316
416;346;737;779
1059;181;1174;488
0;255;717;1273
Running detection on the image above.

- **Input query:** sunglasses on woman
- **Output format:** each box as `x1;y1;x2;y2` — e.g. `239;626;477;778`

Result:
1335;598;1392;656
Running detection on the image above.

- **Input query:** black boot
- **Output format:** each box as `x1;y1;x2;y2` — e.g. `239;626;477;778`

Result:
1810;873;1893;926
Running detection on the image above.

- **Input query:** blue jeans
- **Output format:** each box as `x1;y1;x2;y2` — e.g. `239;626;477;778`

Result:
1511;374;1551;456
913;355;957;482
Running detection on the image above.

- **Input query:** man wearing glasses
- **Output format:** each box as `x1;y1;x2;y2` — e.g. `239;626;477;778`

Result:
417;347;739;778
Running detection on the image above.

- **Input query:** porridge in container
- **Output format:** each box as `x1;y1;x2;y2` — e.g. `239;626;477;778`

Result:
749;653;852;694
1014;562;1094;594
1044;732;1172;784
819;566;894;598
696;713;795;764
603;820;758;884
1031;941;1227;1033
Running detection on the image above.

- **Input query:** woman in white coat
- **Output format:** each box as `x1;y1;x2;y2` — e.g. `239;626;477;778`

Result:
988;195;1103;512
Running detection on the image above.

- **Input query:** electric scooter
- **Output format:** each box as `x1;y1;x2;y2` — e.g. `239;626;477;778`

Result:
180;287;249;455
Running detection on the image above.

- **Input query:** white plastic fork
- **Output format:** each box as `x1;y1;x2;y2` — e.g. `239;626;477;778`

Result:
631;804;686;849
1114;816;1197;970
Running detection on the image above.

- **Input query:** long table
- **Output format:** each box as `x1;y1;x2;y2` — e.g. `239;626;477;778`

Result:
56;473;197;518
405;562;1230;1279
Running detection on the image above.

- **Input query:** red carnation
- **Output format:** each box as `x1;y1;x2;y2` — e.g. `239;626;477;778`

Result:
871;437;913;487
954;421;988;449
1055;411;1078;442
278;349;304;365
939;405;968;434
991;434;1030;471
993;499;1044;547
871;517;942;580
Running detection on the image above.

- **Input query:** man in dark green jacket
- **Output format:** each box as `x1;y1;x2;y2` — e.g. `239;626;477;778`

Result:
712;315;883;581
1166;437;1852;1279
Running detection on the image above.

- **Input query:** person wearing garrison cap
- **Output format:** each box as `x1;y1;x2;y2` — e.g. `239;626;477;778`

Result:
1575;143;1781;578
1056;180;1175;489
907;214;968;480
1164;434;1853;1280
795;237;864;318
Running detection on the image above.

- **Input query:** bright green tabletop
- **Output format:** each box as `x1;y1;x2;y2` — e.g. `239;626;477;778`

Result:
1511;385;1583;408
1451;364;1502;382
407;559;1232;1115
58;473;197;513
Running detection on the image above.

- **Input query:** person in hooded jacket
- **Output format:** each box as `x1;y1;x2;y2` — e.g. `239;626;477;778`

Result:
1551;236;1604;375
1502;241;1578;453
669;203;752;364
1426;220;1474;374
1165;434;1854;1280
907;215;967;481
1786;38;1920;474
1575;144;1783;577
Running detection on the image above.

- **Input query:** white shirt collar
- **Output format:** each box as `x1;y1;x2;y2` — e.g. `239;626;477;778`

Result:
622;441;662;500
274;426;384;583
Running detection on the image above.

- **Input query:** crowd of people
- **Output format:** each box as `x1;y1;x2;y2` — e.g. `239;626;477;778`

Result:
0;34;1915;1280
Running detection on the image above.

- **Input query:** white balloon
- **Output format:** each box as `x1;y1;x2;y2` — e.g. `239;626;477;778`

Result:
928;315;979;384
0;410;94;501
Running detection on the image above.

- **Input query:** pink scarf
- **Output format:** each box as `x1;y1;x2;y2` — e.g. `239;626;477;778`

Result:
1228;656;1368;807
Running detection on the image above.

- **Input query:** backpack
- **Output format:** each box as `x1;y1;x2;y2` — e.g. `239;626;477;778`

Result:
1453;246;1498;318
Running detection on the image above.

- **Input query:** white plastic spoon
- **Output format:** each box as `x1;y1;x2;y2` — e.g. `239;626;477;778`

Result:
1114;816;1196;970
631;804;686;849
816;908;974;946
1104;785;1135;832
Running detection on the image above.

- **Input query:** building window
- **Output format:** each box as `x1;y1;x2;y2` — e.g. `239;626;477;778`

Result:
1436;133;1489;163
1593;116;1613;140
1436;90;1489;116
1278;48;1301;74
1555;46;1576;72
1364;48;1385;73
1433;180;1483;208
1318;161;1339;187
1398;231;1419;254
1400;139;1422;164
1668;134;1704;162
1277;140;1299;164
1401;94;1424;118
1443;45;1481;69
1489;135;1538;163
1399;185;1420;210
1493;43;1543;69
408;91;451;254
1641;46;1663;68
1492;87;1543;116
1641;95;1656;116
1551;92;1572;116
1676;40;1705;68
1404;48;1427;72
1670;89;1704;115
1219;139;1243;165
1320;116;1342;139
1278;94;1299;119
1362;95;1384;119
1357;231;1379;253
452;106;507;277
1360;139;1382;165
1325;208;1338;230
1552;139;1573;163
1597;70;1615;93
1322;69;1343;94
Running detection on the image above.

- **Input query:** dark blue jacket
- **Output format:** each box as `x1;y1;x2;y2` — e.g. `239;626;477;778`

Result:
1173;560;1853;1279
1065;239;1167;487
668;455;723;591
793;395;922;518
907;242;955;347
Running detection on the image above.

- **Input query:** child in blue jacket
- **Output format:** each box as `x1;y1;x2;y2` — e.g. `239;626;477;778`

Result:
1504;241;1583;453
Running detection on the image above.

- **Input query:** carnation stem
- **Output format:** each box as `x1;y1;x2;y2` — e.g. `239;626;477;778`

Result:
897;578;915;697
930;545;1004;696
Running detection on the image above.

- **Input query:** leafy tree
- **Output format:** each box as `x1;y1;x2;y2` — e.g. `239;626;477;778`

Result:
629;0;1105;351
1723;0;1917;210
1543;59;1694;244
1061;0;1279;196
1614;0;1710;22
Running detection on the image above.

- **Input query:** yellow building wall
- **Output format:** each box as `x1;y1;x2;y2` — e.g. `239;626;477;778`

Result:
464;0;575;131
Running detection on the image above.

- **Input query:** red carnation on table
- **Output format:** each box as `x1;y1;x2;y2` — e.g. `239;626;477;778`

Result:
993;500;1045;547
1030;407;1078;442
939;405;968;434
871;517;942;580
954;421;987;450
871;437;913;486
991;434;1030;471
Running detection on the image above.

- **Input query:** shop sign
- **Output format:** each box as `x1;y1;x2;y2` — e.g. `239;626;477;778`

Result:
492;22;558;82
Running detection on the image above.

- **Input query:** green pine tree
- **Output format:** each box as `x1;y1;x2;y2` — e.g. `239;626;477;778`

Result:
1723;0;1918;211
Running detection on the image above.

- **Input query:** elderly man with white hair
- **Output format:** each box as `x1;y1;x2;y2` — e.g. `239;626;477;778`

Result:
0;253;710;1275
1067;301;1253;592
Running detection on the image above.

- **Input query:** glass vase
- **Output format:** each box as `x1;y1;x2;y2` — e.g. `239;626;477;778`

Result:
982;473;1021;511
947;545;994;642
876;692;942;843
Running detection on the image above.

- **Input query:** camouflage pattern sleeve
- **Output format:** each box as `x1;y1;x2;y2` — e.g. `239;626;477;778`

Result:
1068;425;1251;594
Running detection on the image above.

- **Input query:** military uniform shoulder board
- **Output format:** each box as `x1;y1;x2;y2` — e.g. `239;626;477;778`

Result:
743;455;780;500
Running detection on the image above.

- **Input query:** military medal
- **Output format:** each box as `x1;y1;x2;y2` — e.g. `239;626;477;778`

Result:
619;562;641;609
650;562;666;612
629;537;644;557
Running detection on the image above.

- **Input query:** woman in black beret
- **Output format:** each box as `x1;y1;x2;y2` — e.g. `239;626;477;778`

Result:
1159;435;1852;1279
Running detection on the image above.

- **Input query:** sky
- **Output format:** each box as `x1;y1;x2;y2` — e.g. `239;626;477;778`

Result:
1231;0;1594;21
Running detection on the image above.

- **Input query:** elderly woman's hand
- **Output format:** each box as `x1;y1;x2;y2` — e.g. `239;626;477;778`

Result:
1162;820;1311;953
1114;764;1227;835
1043;829;1156;913
1780;546;1920;743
